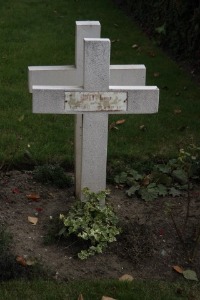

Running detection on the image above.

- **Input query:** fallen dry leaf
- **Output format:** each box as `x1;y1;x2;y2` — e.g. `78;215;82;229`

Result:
141;175;151;186
115;119;126;125
26;194;40;201
16;255;27;267
77;294;84;300
172;265;184;274
109;119;125;130
183;269;198;281
102;297;117;300
132;44;138;49
111;39;120;43
153;72;160;77
28;216;38;225
148;51;156;57
174;109;182;114
119;274;134;282
139;124;146;131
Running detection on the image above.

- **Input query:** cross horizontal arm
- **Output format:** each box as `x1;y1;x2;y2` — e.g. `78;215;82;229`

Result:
32;86;159;114
28;65;146;92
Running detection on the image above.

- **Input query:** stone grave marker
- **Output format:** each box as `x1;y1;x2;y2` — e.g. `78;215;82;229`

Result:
28;21;147;199
29;27;159;204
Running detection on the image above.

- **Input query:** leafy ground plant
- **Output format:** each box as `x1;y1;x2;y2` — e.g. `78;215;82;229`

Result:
115;145;200;262
114;145;200;201
165;145;200;262
58;188;121;259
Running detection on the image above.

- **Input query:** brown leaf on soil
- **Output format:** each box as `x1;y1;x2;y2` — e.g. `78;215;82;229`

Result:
26;194;40;201
77;294;84;300
172;265;184;274
28;216;38;225
119;274;134;281
16;255;27;267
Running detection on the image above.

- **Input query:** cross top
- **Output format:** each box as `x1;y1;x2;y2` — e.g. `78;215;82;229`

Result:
29;21;159;203
32;38;158;115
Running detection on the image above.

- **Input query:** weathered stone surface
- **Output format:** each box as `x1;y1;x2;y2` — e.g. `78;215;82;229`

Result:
29;21;159;202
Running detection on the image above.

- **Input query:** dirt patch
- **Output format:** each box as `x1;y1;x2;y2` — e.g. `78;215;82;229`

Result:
0;170;200;281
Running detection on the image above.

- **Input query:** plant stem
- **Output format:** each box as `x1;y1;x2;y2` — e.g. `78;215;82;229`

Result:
170;212;185;245
183;180;191;233
191;225;200;261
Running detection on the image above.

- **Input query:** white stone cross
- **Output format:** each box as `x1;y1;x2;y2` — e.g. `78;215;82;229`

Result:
29;22;159;203
29;21;147;199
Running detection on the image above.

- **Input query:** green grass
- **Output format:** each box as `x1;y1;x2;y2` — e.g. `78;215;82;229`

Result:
0;279;199;300
0;0;200;167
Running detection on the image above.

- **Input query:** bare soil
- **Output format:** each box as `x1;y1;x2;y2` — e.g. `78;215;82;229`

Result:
0;170;200;281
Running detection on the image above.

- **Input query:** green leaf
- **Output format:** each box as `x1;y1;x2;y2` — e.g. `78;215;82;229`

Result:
168;159;178;167
139;187;158;201
126;177;137;187
157;184;168;196
168;187;182;197
114;172;127;184
128;169;143;181
183;270;198;281
58;227;66;236
147;183;157;189
155;164;171;174
172;169;188;184
155;23;166;35
152;172;172;186
126;184;140;197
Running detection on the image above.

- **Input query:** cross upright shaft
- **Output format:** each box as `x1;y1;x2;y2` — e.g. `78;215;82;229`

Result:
81;39;111;200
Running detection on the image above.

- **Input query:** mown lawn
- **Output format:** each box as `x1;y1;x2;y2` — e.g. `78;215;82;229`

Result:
0;0;199;167
0;279;200;300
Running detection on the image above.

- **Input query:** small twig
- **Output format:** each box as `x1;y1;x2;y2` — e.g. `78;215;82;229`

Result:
64;240;78;249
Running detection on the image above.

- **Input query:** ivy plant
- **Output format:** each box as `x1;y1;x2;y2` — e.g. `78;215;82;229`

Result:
58;188;121;259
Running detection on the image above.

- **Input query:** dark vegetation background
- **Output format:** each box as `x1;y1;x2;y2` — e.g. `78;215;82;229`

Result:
113;0;200;77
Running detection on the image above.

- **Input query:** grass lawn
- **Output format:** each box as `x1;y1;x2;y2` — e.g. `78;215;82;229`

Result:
0;279;200;300
0;0;200;167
